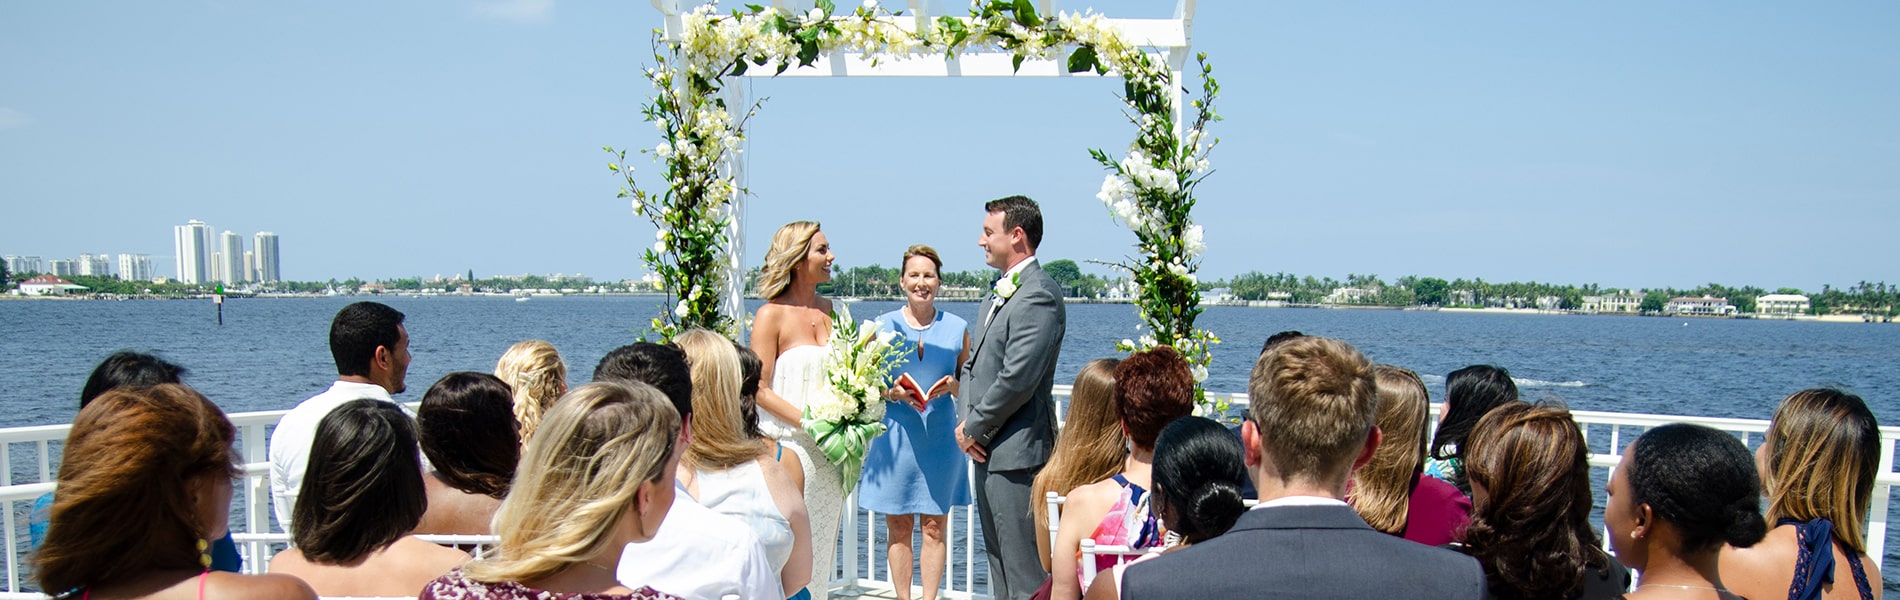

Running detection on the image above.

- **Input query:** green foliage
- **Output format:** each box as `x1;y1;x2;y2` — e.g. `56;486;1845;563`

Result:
0;261;9;289
1640;290;1668;313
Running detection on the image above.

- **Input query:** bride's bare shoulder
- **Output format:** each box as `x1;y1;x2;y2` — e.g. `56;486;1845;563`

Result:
815;296;834;314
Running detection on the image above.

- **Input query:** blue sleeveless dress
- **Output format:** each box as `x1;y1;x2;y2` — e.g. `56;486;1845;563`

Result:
856;309;973;515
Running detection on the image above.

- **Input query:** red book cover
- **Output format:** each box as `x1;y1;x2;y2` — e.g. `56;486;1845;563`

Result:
896;372;928;406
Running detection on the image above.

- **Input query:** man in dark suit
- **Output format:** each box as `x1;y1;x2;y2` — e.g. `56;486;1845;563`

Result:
958;195;1065;600
1122;336;1488;599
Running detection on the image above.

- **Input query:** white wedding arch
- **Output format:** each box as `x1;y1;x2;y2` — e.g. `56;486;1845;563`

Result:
611;0;1222;399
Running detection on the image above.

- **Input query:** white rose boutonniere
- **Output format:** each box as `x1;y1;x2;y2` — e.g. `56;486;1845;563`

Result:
993;273;1020;300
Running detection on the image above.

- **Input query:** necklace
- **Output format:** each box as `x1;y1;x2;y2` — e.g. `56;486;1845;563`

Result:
577;559;617;573
1638;583;1725;593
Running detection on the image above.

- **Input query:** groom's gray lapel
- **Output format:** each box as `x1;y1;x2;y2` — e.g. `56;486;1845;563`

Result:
970;291;998;358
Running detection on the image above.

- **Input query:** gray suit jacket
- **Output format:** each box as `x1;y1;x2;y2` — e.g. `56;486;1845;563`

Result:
958;259;1065;472
1122;504;1489;599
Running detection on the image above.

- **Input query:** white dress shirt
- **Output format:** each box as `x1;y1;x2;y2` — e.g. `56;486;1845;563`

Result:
619;488;785;600
267;380;403;529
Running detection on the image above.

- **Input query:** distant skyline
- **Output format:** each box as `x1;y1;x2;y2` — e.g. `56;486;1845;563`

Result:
2;2;1895;292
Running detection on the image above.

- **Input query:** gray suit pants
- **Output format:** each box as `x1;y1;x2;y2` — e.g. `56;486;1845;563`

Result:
974;461;1044;600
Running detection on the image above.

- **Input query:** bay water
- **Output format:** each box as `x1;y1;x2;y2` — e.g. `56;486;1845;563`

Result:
3;296;1896;590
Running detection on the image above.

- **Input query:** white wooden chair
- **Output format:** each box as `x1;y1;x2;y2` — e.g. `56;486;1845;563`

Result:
1044;491;1067;570
1076;538;1165;593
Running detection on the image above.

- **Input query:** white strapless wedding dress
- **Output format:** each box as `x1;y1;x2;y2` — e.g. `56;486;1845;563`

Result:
765;345;842;600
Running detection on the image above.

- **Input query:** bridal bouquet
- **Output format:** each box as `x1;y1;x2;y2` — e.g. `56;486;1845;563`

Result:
803;305;906;493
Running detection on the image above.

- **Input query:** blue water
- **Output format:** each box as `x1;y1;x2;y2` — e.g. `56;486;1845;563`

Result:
3;296;1897;590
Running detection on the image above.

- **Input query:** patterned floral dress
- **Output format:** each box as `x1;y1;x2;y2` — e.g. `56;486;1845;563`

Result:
420;569;686;600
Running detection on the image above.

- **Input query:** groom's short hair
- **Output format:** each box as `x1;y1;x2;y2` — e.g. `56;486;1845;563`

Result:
985;195;1044;250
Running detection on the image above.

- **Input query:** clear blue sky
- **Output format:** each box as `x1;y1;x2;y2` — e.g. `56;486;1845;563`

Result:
3;1;1895;292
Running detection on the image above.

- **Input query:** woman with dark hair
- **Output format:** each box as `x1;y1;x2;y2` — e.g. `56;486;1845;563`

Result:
1082;416;1247;600
1425;364;1518;495
33;384;315;598
737;343;807;492
1051;347;1195;600
1349;365;1470;546
1459;402;1628;599
1722;389;1885;600
1608;423;1768;599
1032;359;1125;573
415;372;521;535
269;399;470;596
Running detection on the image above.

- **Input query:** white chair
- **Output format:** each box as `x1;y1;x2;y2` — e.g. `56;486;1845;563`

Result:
1076;538;1165;593
1044;492;1067;570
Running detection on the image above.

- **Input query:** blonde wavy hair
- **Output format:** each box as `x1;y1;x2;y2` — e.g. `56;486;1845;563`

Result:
1349;365;1430;534
461;381;679;584
494;340;567;445
675;329;760;470
1762;388;1881;553
756;221;821;300
1031;359;1125;527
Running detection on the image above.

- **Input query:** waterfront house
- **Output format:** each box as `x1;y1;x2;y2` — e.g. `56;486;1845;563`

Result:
16;274;88;296
1756;293;1812;317
1665;296;1736;316
1582;291;1642;314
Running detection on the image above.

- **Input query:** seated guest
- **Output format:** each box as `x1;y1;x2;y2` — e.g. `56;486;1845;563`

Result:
414;372;520;535
676;330;813;599
1609;423;1767;600
1425;364;1518;495
494;339;568;445
1461;402;1629;599
421;381;686;599
1119;336;1486;599
597;343;784;600
32;351;240;573
738;344;806;491
1722;389;1885;600
1348;365;1470;546
1052;348;1195;600
271;301;413;529
1031;359;1125;573
33;384;316;598
1083;416;1248;600
269;399;470;596
1259;330;1304;355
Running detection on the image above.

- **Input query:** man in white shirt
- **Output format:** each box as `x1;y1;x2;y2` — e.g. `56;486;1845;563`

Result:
1120;336;1488;599
268;301;412;529
596;343;783;600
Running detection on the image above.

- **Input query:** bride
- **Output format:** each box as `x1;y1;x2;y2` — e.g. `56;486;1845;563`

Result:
749;221;843;600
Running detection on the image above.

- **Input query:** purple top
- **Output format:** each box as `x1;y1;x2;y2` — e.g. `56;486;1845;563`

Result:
1402;470;1473;546
420;569;685;600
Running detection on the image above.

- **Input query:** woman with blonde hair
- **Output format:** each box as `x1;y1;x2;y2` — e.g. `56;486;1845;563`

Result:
1722;389;1884;600
748;220;846;599
1031;358;1124;573
1349;365;1470;546
494;340;567;444
34;384;315;598
676;329;814;599
420;381;685;600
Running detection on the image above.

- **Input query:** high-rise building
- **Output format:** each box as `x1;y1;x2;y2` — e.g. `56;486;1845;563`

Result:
174;220;212;284
118;254;153;281
3;255;43;274
253;232;281;283
78;253;113;277
218;231;246;284
49;259;78;277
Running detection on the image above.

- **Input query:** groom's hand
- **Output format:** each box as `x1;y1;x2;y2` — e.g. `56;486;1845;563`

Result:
956;421;988;463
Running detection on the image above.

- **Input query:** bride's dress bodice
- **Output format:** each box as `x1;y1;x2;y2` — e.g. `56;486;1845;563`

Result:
762;344;827;439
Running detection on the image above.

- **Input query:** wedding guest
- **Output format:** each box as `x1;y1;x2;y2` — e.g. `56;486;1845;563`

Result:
32;351;240;573
1119;336;1485;598
748;220;849;600
1051;347;1194;600
1258;330;1304;355
421;381;686;600
1348;365;1470;546
494;339;567;445
1722;389;1885;600
598;343;785;600
1461;401;1628;599
414;372;520;535
271;301;413;529
861;244;974;600
1083;416;1248;600
1425;364;1518;495
33;384;315;598
270;399;470;596
1608;423;1767;600
676;330;813;600
1031;359;1125;574
738;344;806;492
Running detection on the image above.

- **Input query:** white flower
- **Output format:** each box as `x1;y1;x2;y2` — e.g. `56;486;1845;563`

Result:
863;0;878;9
994;273;1020;299
1182;225;1205;256
1192;364;1208;383
654;143;672;158
654;239;668;254
673;300;690;318
807;7;824;21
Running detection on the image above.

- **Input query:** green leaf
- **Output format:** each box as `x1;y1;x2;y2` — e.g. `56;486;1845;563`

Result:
797;40;821;66
730;59;749;76
1013;0;1041;27
746;3;765;13
1067;46;1097;73
1011;53;1024;73
817;0;835;17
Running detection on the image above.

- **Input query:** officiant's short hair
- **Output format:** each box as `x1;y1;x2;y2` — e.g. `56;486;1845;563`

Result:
903;245;942;275
985;195;1043;250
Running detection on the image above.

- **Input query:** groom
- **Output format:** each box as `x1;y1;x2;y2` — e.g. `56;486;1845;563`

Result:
958;195;1065;600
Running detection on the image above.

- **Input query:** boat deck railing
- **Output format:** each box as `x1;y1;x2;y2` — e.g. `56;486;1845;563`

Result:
1;386;1896;599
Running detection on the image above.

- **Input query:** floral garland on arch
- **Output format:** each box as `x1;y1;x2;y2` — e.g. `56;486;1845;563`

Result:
607;0;1222;408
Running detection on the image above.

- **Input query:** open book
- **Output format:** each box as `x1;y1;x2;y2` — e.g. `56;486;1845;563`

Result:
895;373;951;411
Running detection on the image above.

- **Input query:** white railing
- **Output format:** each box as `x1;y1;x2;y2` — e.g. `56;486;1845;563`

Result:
2;388;1896;598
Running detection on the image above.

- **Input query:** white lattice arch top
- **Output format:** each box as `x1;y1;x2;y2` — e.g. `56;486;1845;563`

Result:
644;0;1199;339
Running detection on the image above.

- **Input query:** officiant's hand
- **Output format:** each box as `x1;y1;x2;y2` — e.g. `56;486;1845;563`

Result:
956;421;988;463
927;375;957;400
